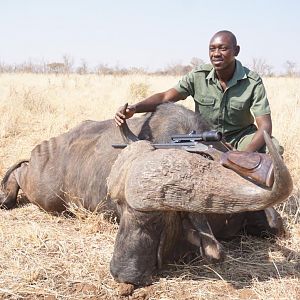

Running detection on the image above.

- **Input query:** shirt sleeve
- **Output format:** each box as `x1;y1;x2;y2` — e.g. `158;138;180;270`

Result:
173;71;195;98
250;80;271;117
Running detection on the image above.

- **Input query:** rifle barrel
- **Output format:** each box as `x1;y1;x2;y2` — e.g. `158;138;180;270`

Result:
112;142;198;149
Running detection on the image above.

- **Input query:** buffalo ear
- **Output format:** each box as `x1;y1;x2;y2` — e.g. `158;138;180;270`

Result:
119;103;139;144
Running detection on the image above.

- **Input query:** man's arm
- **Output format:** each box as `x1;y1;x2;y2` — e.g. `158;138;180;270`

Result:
243;114;272;152
114;88;186;126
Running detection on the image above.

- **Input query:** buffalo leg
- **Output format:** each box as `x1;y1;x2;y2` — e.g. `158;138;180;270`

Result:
244;207;285;238
186;213;225;262
0;161;28;209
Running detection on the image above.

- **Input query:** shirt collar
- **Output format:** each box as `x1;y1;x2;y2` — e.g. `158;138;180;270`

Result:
206;60;247;87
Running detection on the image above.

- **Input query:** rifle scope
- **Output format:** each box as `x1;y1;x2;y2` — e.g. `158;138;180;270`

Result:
171;130;222;142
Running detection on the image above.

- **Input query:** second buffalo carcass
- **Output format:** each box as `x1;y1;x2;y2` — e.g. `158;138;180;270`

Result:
0;103;293;285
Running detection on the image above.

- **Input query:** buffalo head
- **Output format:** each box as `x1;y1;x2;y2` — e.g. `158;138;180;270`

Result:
107;111;293;285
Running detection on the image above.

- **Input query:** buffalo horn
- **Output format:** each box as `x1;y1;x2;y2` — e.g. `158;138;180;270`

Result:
119;103;139;144
108;131;293;213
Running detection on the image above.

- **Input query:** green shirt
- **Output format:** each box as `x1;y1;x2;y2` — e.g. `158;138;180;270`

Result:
174;60;271;139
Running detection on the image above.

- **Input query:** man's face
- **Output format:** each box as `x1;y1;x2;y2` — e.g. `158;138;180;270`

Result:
209;34;238;71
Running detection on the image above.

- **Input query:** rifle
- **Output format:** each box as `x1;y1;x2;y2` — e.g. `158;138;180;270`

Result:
112;130;274;188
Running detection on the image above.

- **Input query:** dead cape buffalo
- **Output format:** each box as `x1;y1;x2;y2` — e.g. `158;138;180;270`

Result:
0;103;293;285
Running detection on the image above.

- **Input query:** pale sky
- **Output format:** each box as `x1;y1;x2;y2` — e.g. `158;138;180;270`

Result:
0;0;299;73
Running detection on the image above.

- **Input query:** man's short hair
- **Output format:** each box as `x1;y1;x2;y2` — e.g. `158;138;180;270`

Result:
212;30;237;47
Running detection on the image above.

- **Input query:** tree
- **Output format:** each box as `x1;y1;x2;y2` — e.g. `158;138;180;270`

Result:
76;59;89;74
284;60;297;77
190;57;205;68
163;63;192;76
47;63;65;74
62;55;74;73
95;63;115;75
250;58;273;77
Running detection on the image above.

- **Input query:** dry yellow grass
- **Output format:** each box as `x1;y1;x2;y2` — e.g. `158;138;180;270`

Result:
0;73;299;299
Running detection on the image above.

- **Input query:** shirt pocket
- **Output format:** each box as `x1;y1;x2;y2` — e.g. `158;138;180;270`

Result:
228;98;252;126
230;98;246;110
197;95;215;106
194;96;218;126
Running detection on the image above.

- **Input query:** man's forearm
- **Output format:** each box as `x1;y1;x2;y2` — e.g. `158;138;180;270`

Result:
133;88;186;113
245;114;272;152
115;88;184;126
244;128;271;152
133;93;168;113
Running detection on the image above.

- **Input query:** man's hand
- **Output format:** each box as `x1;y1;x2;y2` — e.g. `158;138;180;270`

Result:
114;104;136;126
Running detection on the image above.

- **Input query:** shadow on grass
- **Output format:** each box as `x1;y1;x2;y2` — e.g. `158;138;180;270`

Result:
156;235;300;289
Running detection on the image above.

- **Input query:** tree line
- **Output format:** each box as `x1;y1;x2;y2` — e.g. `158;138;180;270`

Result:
0;55;298;77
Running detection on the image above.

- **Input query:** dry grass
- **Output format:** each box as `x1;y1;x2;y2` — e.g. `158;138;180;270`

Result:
0;74;299;299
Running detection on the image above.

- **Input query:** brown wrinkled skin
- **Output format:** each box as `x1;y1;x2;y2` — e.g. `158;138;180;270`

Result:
0;103;286;286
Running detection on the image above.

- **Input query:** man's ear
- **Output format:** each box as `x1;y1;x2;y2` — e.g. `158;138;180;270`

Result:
234;45;240;57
